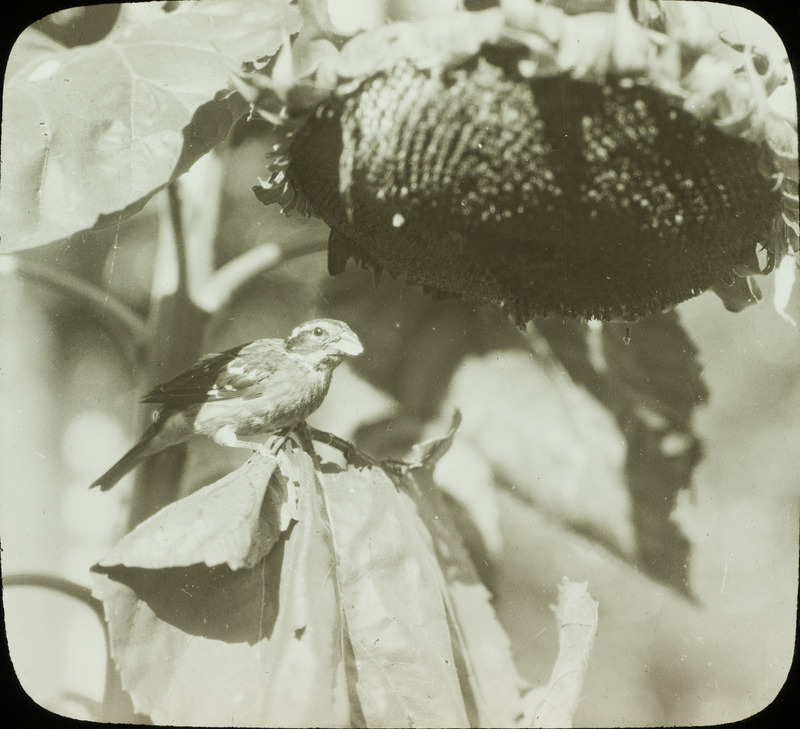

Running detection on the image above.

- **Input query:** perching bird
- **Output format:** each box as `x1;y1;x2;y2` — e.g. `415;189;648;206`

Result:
90;318;363;491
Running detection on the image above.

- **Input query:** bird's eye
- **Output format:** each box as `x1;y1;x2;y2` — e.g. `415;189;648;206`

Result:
312;326;324;337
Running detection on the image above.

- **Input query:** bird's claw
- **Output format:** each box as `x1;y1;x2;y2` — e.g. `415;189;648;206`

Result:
253;443;274;459
252;432;290;460
269;433;289;455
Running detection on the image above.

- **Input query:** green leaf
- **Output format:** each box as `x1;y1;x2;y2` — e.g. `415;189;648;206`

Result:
91;446;349;727
0;0;300;253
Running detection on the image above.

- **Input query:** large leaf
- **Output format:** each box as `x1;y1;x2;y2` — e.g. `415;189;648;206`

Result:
534;311;707;595
322;462;472;727
92;424;533;726
91;446;350;726
439;347;635;560
96;453;289;571
398;423;530;728
0;0;300;253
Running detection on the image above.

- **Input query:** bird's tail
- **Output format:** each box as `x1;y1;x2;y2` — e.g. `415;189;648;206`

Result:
90;421;164;491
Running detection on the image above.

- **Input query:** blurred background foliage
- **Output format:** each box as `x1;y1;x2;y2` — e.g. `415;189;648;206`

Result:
1;1;798;726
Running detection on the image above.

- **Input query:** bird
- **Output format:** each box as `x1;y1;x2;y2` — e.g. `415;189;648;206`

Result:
90;318;363;491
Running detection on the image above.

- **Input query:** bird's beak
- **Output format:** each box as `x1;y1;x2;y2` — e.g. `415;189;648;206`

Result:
338;329;364;357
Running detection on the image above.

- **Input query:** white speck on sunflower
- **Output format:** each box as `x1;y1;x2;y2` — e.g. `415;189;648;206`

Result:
660;432;694;457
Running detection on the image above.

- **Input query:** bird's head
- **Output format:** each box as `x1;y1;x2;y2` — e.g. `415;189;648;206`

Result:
285;319;363;368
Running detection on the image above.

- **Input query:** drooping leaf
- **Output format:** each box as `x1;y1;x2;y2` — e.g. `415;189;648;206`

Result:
91;446;349;727
535;311;706;595
398;421;529;728
320;272;702;594
96;453;289;571
0;0;300;252
92;407;534;726
321;461;472;727
439;347;635;561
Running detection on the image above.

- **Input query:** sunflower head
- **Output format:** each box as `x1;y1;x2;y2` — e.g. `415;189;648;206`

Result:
250;1;797;321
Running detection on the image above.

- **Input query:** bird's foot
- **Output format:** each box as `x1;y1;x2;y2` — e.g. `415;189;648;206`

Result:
253;443;273;459
257;430;291;457
271;433;288;455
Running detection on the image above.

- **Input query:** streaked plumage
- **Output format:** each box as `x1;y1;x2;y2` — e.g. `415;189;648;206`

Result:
91;319;363;491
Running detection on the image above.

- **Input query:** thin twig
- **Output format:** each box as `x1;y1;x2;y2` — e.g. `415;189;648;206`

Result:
3;573;105;621
5;257;148;346
196;238;329;313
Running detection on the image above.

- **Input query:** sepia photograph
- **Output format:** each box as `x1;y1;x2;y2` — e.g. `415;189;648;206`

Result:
1;1;798;726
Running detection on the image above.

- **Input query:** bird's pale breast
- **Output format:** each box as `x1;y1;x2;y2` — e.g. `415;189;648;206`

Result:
191;354;331;438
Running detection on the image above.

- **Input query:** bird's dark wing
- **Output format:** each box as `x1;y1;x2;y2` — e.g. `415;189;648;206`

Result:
141;340;282;406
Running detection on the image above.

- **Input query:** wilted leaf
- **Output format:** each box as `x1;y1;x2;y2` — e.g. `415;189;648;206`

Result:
522;579;598;729
91;446;349;727
0;0;300;252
